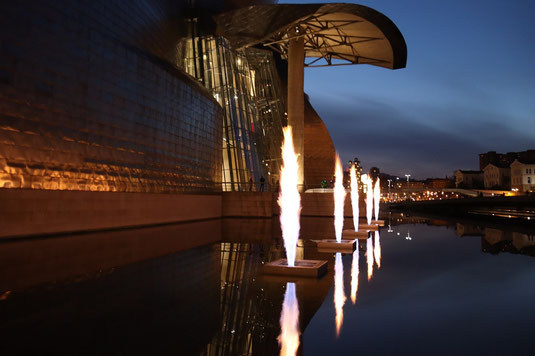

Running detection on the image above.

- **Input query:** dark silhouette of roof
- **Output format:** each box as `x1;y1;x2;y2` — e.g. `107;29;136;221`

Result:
214;3;407;69
484;163;510;169
458;170;482;174
514;158;535;165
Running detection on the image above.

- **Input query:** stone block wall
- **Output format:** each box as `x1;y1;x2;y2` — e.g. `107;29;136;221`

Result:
304;95;336;188
0;189;221;238
222;192;273;217
222;191;368;218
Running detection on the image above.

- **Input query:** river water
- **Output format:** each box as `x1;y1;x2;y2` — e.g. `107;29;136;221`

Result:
1;214;534;355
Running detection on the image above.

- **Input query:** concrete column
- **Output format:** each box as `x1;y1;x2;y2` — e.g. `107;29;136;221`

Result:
287;36;305;189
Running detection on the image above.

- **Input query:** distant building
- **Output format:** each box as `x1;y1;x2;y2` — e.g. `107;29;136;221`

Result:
479;150;535;170
404;181;425;188
510;159;535;192
353;157;363;184
369;167;380;184
455;170;483;188
426;178;454;189
483;163;511;189
345;157;363;188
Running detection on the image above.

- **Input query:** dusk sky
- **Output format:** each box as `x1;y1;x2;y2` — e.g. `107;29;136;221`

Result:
280;0;535;179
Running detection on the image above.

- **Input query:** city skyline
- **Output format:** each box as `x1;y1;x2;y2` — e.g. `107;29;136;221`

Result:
281;0;535;179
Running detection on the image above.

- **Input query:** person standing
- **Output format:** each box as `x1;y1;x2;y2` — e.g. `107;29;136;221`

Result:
260;176;265;192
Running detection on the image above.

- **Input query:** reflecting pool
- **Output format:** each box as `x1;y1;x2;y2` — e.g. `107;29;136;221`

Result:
1;215;534;355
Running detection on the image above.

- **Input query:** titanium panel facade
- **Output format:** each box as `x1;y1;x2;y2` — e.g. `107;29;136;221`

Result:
0;1;223;193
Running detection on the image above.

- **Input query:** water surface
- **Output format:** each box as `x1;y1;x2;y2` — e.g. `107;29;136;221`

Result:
1;216;533;355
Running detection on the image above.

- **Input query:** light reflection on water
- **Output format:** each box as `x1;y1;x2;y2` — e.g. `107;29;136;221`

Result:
374;231;382;269
366;237;374;281
1;216;534;355
278;282;300;356
334;252;346;337
350;247;359;304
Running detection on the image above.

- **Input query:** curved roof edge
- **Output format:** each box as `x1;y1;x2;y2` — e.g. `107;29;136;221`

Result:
214;3;407;70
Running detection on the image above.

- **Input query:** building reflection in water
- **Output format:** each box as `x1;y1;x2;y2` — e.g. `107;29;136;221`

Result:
350;247;359;304
334;252;346;337
386;213;534;257
0;220;222;292
202;218;337;355
278;282;300;356
0;244;221;355
202;242;275;356
455;223;535;257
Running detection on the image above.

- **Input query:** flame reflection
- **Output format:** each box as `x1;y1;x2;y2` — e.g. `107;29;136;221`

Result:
334;253;346;336
278;126;301;267
374;231;381;269
334;155;346;242
349;165;359;232
366;237;374;281
350;248;359;304
278;282;300;356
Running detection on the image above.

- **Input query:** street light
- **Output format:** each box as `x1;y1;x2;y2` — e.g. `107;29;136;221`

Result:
405;174;411;188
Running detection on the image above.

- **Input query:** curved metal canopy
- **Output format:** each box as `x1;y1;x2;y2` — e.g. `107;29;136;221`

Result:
214;3;407;69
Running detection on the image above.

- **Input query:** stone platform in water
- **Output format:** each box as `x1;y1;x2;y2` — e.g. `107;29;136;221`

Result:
371;220;385;226
358;224;379;231
342;230;370;239
316;239;356;252
263;259;328;278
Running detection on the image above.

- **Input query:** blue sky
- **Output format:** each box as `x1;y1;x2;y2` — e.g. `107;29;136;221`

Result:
279;0;535;178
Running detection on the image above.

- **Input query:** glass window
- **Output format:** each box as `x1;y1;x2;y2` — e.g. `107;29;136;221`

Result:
180;35;284;191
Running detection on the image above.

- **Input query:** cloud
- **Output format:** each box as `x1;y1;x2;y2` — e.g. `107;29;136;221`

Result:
306;92;533;178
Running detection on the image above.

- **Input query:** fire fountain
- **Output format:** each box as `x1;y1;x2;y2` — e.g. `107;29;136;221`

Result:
342;164;369;240
371;177;385;226
358;174;379;231
264;126;327;277
316;155;356;252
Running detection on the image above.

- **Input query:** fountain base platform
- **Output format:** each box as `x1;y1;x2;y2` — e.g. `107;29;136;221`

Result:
316;239;356;252
263;259;328;278
371;220;385;226
342;230;369;239
358;224;379;231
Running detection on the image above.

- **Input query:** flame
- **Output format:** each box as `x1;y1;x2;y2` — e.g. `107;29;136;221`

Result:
278;282;300;356
350;248;359;304
374;178;381;221
374;230;381;269
363;174;373;225
334;155;346;243
278;126;301;267
366;237;374;281
334;253;346;336
350;165;359;232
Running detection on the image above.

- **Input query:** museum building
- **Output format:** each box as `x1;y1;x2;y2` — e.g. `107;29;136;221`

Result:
0;0;406;236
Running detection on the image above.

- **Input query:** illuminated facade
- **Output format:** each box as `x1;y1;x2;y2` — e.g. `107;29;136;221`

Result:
179;36;286;190
510;159;535;192
0;0;406;196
